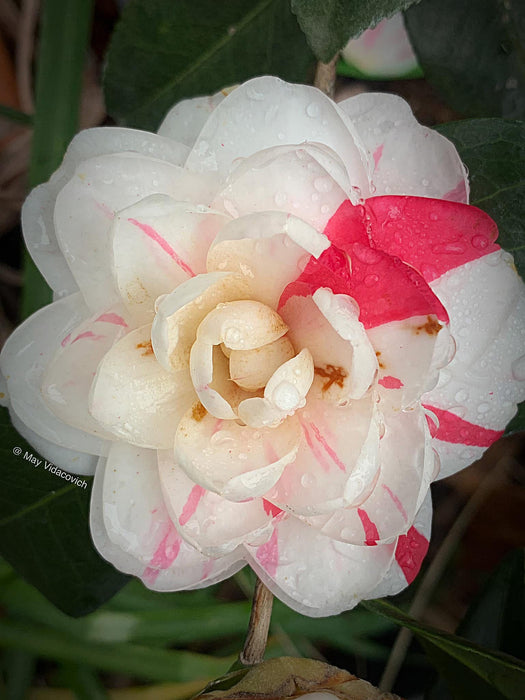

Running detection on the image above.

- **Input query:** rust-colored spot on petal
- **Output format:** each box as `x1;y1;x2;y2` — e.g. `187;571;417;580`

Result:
191;402;207;422
375;351;385;369
136;340;154;356
415;315;442;336
314;364;347;392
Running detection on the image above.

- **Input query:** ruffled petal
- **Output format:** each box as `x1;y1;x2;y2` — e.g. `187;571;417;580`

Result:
244;514;395;617
54;152;218;312
338;92;468;200
89;324;194;449
151;272;251;372
111;195;229;324
174;408;301;501
265;396;378;515
42;306;130;439
8;408;97;476
213;143;352;228
158;450;277;557
365;196;499;283
304;406;436;544
90;445;244;591
365;491;432;599
424;251;525;477
185;76;370;197
157;89;228;146
21;127;190;299
0;293;109;457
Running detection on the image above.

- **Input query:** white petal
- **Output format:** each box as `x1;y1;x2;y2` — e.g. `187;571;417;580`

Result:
196;300;288;349
265;396;377;515
54;152;218;312
8;408;98;476
425;252;525;476
90;448;244;591
230;336;295;391
21;127;190;299
338;92;469;200
157;89;228;146
42;306;129;439
158;450;276;557
238;349;314;429
186;76;370;197
365;490;432;600
111;195;229;324
213;143;351;228
151;272;251;372
0;293;109;456
245;515;395;617
174;408;300;501
89;324;194;449
189;341;237;420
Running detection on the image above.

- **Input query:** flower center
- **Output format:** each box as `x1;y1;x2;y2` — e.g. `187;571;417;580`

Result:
189;299;314;426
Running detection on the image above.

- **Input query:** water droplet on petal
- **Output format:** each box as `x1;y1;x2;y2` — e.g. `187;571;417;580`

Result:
364;274;379;287
454;388;468;403
471;234;489;250
274;191;287;206
306;102;320;118
478;403;490;414
313;176;333;193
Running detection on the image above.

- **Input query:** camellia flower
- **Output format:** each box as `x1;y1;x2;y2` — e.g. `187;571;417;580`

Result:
1;77;524;616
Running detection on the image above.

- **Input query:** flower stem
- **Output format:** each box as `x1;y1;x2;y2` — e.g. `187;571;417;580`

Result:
239;577;274;666
314;55;339;99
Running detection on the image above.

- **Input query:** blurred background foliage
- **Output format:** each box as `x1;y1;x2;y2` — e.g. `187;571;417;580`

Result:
0;0;524;698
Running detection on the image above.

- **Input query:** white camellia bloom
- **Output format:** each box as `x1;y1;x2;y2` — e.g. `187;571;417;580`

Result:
1;77;524;616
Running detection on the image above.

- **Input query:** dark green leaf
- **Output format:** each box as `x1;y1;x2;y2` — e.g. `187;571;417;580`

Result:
427;550;525;700
0;105;33;127
435;119;525;278
405;0;525;119
364;599;525;699
104;0;314;131
505;402;525;435
3;649;35;700
22;0;94;319
291;0;421;62
0;407;128;616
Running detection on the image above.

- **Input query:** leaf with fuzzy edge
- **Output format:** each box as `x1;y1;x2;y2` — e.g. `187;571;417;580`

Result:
291;0;421;62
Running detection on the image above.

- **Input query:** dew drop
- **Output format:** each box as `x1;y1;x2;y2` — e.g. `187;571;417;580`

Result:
238;452;248;461
320;204;330;214
311;192;319;202
364;273;379;287
301;473;314;487
454;388;468;402
277;132;285;141
429;212;439;222
306;102;320;118
224;327;241;345
274;191;287;206
478;403;490;414
471;234;489;250
352;242;382;264
313;176;333;193
421;178;429;187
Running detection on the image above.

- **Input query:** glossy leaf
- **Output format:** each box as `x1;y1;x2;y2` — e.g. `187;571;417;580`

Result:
404;0;525;119
364;599;525;699
104;0;314;131
0;408;128;616
291;0;421;62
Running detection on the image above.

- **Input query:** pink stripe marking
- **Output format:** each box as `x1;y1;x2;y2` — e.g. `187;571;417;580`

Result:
373;144;384;168
422;405;503;447
382;485;408;521
378;375;404;389
357;508;379;545
395;526;429;584
300;421;331;473
95;201;115;219
128;217;195;277
95;312;128;327
71;331;105;344
61;333;71;347
309;422;346;472
201;559;214;581
262;499;284;518
256;528;279;577
142;522;181;584
179;484;205;526
443;180;468;203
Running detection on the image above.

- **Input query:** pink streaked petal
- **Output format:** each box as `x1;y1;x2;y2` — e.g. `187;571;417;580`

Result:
444;180;468;203
178;484;206;526
255;528;279;577
127;217;196;277
366;197;499;282
373;144;383;167
143;521;182;584
378;376;403;389
357;508;379;545
422;405;504;447
395;525;429;584
95;312;128;327
71;330;106;344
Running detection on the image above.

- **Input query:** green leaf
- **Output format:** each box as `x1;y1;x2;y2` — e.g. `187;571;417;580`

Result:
435;119;525;278
291;0;421;63
505;402;525;435
0;407;128;616
363;599;525;699
22;0;94;319
0;105;33;127
427;549;525;699
404;0;525;119
104;0;314;131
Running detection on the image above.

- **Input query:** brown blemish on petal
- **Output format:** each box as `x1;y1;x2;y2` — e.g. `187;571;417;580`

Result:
414;315;442;336
314;364;347;392
136;340;154;356
191;402;207;422
375;351;385;369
